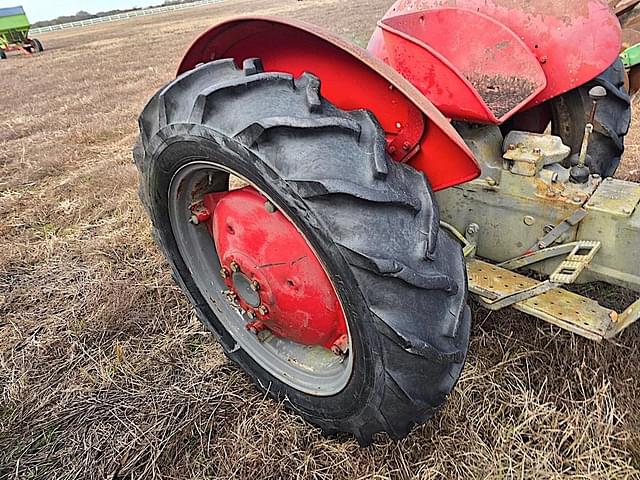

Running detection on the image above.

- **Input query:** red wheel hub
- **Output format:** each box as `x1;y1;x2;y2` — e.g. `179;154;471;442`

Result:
201;187;348;352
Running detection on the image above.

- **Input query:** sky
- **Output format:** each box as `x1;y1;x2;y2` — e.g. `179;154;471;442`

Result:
0;1;159;22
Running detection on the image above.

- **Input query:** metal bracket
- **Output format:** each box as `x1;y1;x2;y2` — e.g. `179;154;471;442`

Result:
476;279;558;310
473;239;600;311
549;241;601;284
606;298;640;338
526;208;587;253
440;221;477;258
498;242;585;270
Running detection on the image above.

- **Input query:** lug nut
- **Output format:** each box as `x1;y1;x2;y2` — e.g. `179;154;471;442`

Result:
220;267;230;279
250;280;260;292
230;261;240;272
247;309;256;319
246;320;266;334
258;305;269;316
330;334;349;356
257;330;273;342
224;290;237;304
189;207;211;225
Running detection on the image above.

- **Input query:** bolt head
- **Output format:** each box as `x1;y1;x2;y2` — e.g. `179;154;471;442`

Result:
258;305;269;316
250;280;260;292
230;261;240;273
247;309;256;319
264;201;276;214
189;215;199;225
257;329;273;342
220;267;230;279
572;196;583;204
523;215;535;226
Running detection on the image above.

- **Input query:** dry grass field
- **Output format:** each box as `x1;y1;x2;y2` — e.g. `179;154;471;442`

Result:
1;0;640;478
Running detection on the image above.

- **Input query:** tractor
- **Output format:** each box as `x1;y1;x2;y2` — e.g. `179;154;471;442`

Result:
134;0;640;444
0;6;43;59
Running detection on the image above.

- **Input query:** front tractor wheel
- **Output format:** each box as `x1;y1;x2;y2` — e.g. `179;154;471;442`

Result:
134;58;470;443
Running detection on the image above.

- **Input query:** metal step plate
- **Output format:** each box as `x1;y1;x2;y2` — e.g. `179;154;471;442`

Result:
467;259;616;340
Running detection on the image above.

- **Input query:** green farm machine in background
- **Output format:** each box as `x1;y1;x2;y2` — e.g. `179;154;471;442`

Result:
0;6;43;59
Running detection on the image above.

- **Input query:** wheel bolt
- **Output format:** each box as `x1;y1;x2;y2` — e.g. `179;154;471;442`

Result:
246;320;266;334
258;305;269;316
264;201;276;213
247;309;256;319
250;280;260;292
330;334;349;356
220;267;230;279
257;330;273;342
230;261;240;272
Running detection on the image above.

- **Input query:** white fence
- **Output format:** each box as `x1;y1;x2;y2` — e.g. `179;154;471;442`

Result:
31;0;223;34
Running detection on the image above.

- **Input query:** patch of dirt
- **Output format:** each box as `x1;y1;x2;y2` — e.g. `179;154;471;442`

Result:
468;73;538;119
1;0;639;478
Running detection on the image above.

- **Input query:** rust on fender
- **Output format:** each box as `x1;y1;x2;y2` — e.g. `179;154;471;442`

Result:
369;0;622;123
178;16;480;191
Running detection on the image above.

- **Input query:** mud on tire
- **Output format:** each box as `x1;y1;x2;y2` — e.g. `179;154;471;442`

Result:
134;58;471;444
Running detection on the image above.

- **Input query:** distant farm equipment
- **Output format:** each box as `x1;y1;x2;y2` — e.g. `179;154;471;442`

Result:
0;6;43;59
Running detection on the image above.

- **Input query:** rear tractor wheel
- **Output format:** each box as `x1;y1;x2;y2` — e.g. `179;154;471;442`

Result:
549;59;631;177
134;58;471;443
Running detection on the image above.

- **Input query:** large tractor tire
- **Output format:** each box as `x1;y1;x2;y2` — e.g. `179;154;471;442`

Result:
549;60;631;177
134;58;471;444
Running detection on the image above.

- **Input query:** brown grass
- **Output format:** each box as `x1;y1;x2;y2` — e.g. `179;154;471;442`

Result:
1;0;640;478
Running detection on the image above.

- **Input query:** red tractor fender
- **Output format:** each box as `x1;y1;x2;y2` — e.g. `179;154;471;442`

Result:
177;17;480;191
369;0;622;124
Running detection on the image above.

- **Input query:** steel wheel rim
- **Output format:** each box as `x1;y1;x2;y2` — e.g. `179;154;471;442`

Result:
168;160;353;396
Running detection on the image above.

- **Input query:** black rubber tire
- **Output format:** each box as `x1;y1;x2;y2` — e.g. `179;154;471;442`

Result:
550;59;631;177
0;49;6;60
134;58;471;444
31;38;43;53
